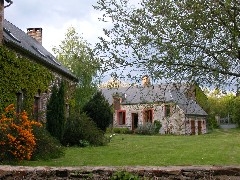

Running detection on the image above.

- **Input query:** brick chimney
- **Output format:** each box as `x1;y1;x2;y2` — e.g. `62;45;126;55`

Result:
27;28;42;44
0;0;4;45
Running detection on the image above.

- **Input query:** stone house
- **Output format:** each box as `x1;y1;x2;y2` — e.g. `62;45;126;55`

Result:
101;77;207;135
0;0;77;120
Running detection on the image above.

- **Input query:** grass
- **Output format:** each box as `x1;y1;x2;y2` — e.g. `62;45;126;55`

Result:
20;129;240;166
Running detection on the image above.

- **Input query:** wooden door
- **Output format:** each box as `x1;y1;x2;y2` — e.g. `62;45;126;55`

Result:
198;121;202;134
191;120;195;135
132;113;138;131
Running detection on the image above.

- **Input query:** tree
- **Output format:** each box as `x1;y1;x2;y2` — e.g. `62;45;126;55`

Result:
82;91;112;131
232;96;240;126
46;81;65;141
207;89;237;128
53;27;100;110
94;0;240;90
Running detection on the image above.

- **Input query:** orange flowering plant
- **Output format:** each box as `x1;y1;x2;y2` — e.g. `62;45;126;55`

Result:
0;104;42;161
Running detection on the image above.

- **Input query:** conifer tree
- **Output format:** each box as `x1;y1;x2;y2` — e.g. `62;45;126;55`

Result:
82;91;112;131
46;81;65;141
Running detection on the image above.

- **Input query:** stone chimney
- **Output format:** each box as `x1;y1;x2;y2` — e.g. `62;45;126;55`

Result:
112;92;122;110
142;75;151;87
27;28;42;44
0;0;4;45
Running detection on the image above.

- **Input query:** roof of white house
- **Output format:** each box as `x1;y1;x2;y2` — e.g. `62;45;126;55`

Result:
101;83;207;116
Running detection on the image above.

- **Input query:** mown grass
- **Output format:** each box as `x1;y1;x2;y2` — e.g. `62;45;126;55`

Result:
21;129;240;166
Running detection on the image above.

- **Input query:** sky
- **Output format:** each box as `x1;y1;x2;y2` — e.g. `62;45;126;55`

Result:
4;0;108;54
4;0;145;83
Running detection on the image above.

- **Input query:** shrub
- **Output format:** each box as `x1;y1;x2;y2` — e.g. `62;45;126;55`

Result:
82;91;112;131
31;125;65;160
46;81;66;142
154;120;162;133
62;112;108;146
0;104;41;162
135;122;157;135
112;127;131;134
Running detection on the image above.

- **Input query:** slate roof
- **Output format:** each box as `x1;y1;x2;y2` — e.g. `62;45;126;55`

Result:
101;84;207;116
3;19;78;82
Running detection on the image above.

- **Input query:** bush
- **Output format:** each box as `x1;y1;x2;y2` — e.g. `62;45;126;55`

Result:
154;120;162;133
135;122;157;135
31;125;65;160
0;104;41;162
82;91;112;131
112;127;132;134
46;81;65;142
62;112;108;147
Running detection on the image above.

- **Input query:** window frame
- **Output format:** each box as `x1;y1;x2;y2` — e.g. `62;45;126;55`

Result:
143;109;153;123
117;110;126;125
16;91;23;113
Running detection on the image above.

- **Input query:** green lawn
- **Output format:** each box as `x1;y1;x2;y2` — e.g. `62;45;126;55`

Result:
21;129;240;166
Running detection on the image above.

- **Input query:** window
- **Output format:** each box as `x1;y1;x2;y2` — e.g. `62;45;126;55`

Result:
143;109;153;123
16;92;23;113
33;96;40;120
164;104;171;117
31;45;46;57
118;110;126;125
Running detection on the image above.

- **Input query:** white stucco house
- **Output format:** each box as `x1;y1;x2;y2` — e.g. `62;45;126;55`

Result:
101;78;207;135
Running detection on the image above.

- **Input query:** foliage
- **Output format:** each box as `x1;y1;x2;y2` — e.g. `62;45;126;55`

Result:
94;0;240;89
52;27;100;110
82;91;113;132
79;140;90;147
195;84;209;113
153;120;161;134
206;89;240;128
0;46;52;114
31;125;65;160
46;81;66;142
111;171;139;180
0;104;42;162
62;112;108;146
106;127;132;134
135;122;157;135
232;96;240;126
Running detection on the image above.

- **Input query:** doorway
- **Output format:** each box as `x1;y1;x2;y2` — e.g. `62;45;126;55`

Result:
191;120;195;135
132;113;138;131
198;121;202;134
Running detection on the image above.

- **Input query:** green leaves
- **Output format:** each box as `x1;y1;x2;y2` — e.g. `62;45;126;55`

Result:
94;0;240;89
82;91;112;132
46;81;65;141
53;27;100;109
0;46;52;113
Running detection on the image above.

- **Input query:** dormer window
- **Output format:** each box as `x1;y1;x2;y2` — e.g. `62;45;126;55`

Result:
31;46;46;57
4;28;21;43
47;55;61;66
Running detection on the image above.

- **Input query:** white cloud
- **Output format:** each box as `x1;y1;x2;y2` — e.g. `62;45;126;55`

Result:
4;0;110;53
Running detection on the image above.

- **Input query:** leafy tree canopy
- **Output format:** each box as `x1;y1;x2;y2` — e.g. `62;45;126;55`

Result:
53;27;100;109
82;91;112;132
94;0;240;90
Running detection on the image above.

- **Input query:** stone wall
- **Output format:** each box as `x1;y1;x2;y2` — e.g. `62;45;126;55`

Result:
1;166;240;179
